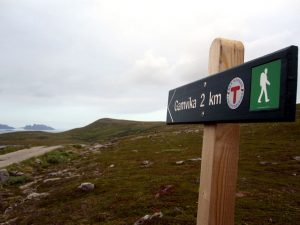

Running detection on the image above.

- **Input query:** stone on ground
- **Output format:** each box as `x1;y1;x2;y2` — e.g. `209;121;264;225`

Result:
133;212;163;225
176;160;184;165
0;169;9;184
26;192;49;200
78;182;95;191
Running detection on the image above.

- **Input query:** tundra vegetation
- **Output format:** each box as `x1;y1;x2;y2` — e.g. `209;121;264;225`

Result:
0;106;299;225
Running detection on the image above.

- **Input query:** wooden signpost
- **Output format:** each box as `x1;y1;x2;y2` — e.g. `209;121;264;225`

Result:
197;39;243;225
166;38;298;225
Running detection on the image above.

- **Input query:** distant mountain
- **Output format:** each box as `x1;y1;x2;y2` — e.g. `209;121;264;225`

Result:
23;124;55;131
0;124;14;130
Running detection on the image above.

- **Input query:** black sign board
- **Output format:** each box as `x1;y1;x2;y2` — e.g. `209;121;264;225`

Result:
167;46;298;124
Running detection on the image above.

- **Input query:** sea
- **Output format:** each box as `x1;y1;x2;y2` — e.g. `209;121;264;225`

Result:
0;129;66;134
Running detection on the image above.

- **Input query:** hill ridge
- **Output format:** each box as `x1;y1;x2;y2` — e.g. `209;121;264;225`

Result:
0;104;299;145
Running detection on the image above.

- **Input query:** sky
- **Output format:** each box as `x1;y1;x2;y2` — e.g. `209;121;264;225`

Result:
0;0;299;130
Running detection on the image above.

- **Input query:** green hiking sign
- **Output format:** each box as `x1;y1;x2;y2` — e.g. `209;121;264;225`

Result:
250;59;281;111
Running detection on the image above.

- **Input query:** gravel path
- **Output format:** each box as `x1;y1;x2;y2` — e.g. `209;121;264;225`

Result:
0;145;62;168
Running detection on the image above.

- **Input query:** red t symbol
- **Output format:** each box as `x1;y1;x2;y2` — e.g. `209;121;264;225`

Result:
230;86;240;104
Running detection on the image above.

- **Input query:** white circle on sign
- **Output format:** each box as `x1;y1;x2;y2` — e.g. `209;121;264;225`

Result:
227;77;245;109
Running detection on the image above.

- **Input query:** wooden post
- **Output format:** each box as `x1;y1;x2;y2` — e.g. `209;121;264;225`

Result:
197;38;244;225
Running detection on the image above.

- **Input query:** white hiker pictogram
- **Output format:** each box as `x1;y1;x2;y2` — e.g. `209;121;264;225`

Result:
258;68;271;103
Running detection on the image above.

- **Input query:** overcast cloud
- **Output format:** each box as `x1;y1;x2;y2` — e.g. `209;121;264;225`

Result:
0;0;299;129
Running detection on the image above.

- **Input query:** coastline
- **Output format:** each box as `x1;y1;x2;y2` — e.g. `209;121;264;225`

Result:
0;129;66;134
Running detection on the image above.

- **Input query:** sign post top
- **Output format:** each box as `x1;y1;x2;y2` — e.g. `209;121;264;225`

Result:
167;45;298;124
208;38;244;74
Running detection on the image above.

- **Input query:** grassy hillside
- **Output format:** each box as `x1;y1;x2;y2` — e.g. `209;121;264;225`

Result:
65;118;165;142
1;106;299;146
0;118;166;145
0;106;299;224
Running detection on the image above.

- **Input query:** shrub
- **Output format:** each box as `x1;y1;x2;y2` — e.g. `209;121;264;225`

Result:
7;175;31;185
43;150;75;164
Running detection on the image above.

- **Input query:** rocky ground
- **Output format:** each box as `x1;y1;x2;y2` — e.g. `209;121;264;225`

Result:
0;123;299;224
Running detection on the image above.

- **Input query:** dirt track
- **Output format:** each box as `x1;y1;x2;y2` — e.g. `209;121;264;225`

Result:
0;146;62;168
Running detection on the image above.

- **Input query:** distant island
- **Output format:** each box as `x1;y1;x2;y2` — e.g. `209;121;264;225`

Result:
23;124;55;131
0;124;15;130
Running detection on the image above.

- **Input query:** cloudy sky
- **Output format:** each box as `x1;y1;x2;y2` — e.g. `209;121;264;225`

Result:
0;0;299;129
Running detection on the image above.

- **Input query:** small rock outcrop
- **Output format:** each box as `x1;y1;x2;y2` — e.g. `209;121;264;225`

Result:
35;159;42;164
293;156;300;161
259;161;278;165
9;171;24;176
19;180;39;190
78;182;95;191
22;188;36;195
0;217;18;225
188;157;202;162
155;185;174;198
236;191;250;198
88;142;113;151
176;160;184;165
0;169;10;184
47;169;75;178
134;212;163;225
43;178;61;183
26;192;49;200
141;160;153;168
